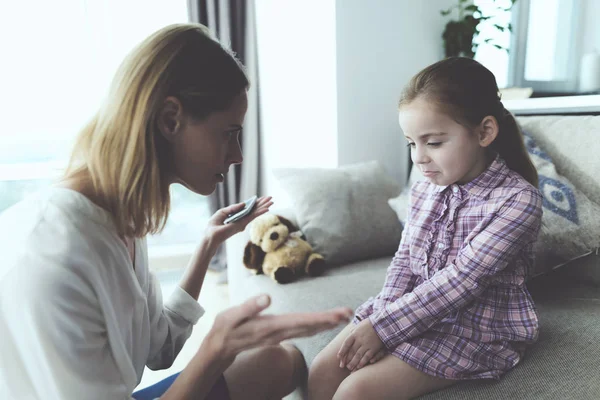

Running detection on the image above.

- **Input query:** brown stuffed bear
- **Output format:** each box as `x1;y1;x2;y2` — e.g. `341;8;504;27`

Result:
243;214;326;284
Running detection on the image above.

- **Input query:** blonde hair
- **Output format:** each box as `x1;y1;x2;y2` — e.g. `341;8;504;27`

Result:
65;23;249;237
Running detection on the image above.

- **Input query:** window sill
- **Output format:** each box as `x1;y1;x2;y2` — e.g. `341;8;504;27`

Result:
504;94;600;115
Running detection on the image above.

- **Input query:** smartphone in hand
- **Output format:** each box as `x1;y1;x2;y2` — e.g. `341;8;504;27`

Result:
224;195;258;224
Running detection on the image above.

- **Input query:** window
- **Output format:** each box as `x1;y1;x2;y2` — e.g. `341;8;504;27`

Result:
0;1;209;264
509;0;583;93
473;0;514;89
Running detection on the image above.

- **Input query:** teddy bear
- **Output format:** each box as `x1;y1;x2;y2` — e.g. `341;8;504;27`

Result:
243;213;327;284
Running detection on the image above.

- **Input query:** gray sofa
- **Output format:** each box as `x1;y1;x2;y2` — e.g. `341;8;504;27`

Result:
226;115;600;399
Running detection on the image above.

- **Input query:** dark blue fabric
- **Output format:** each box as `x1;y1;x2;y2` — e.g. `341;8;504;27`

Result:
132;372;180;400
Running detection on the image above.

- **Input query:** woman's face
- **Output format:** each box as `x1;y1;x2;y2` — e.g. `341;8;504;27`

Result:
166;90;247;195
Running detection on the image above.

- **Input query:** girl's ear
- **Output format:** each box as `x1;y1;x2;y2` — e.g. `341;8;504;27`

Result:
157;96;183;141
478;115;499;148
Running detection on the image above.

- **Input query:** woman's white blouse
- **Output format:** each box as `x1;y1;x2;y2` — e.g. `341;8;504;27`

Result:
0;188;204;399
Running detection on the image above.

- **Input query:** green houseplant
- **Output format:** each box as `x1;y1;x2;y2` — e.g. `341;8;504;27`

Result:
441;0;517;58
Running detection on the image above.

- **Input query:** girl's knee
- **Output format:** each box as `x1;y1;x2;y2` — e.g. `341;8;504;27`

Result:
333;375;410;400
308;348;337;381
333;377;368;400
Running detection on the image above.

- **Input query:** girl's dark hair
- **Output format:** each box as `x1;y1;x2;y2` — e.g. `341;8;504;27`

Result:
399;57;538;187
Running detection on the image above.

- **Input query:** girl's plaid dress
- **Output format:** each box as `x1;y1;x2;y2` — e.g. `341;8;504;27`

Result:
355;156;543;380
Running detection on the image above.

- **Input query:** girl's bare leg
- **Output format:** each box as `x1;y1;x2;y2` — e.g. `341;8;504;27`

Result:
333;354;456;400
307;324;354;400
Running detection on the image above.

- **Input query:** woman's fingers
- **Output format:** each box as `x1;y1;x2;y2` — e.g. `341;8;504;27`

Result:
230;307;353;352
218;294;271;328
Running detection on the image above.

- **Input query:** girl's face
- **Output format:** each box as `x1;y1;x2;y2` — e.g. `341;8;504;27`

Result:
399;97;489;187
163;90;247;195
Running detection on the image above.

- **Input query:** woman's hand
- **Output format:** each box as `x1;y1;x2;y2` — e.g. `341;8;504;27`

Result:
337;319;384;372
204;196;273;248
203;294;354;368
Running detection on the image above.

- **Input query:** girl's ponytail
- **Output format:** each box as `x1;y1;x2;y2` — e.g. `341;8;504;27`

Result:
491;107;538;187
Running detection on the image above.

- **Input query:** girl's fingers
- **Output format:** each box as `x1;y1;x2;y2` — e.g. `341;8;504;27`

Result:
346;347;365;371
345;341;364;370
355;350;374;371
370;349;386;364
337;335;355;368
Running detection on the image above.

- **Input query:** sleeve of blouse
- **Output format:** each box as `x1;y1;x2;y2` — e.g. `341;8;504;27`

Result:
368;189;542;350
0;256;136;400
145;269;205;370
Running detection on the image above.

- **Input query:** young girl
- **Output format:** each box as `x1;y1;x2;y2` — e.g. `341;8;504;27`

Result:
0;24;352;400
308;57;543;400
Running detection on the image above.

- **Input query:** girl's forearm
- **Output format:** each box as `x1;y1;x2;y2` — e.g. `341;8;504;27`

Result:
178;235;219;300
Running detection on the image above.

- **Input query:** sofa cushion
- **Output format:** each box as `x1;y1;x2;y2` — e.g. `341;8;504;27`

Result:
516;115;600;203
272;161;402;265
388;133;600;278
420;272;600;400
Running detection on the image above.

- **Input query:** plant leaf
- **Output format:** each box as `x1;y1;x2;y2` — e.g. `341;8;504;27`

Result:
440;8;452;16
465;5;479;12
507;23;513;32
493;44;504;50
494;24;506;32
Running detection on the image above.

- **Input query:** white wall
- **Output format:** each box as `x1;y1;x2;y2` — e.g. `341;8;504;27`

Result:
255;0;453;206
335;0;453;184
255;0;338;205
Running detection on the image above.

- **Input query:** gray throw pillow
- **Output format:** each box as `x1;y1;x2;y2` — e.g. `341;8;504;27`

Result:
388;133;600;278
273;161;402;265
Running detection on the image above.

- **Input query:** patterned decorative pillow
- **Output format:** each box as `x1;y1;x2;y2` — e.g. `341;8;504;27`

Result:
388;133;600;278
522;131;600;276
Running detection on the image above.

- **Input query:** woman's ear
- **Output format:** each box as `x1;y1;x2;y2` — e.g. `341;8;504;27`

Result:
478;115;499;148
157;96;184;141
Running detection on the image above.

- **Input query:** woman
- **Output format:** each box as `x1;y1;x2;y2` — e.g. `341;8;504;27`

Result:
0;23;352;400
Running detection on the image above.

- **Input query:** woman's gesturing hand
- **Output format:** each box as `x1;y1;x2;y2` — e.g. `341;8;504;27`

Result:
204;196;273;246
204;294;354;367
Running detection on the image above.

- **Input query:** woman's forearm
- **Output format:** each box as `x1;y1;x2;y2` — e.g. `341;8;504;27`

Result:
160;335;232;400
178;235;219;301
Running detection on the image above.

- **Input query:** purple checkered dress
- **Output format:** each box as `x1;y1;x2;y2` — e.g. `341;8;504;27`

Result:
354;157;543;380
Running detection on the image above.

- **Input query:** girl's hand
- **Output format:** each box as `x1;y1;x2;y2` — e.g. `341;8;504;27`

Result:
337;319;384;372
204;294;354;368
204;196;273;247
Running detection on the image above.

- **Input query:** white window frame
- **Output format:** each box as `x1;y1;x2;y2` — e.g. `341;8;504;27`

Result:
508;0;584;94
